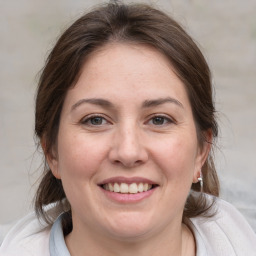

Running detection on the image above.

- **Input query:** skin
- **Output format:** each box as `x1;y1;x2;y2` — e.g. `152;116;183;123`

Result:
47;43;210;256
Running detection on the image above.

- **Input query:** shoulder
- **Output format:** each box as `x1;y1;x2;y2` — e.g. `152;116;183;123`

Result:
189;193;256;256
0;212;51;256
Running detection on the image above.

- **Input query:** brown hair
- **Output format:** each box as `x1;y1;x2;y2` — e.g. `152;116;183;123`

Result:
35;1;219;228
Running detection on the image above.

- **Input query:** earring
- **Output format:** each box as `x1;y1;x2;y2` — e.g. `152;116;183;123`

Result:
198;172;203;192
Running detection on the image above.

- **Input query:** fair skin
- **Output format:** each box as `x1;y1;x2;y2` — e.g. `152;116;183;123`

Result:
47;43;210;256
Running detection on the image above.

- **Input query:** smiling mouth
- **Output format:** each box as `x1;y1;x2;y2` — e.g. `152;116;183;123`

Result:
100;182;158;194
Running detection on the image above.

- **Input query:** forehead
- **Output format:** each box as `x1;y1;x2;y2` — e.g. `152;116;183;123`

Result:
64;43;191;109
82;42;174;81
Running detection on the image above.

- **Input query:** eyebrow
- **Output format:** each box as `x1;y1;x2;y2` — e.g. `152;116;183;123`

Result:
142;97;184;109
71;96;184;112
71;98;114;111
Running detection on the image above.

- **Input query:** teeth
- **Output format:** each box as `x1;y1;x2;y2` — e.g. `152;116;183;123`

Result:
144;183;148;191
129;183;138;194
103;182;154;193
104;184;110;191
114;183;120;193
109;183;114;192
138;183;144;192
120;183;129;193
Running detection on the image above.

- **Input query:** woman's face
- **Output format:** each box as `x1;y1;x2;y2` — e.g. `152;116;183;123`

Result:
48;43;209;240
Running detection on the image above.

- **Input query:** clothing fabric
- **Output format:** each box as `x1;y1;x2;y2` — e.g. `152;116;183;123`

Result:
49;215;70;256
1;195;256;256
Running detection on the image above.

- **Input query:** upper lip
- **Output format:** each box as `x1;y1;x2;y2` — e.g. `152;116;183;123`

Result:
98;176;158;185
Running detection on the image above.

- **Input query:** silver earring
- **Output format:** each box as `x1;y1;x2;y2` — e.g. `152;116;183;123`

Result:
198;172;203;192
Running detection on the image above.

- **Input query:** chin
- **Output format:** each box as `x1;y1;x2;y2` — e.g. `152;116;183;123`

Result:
104;212;154;240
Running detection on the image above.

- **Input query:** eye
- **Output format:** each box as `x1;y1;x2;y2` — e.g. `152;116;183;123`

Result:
148;115;174;126
81;115;108;126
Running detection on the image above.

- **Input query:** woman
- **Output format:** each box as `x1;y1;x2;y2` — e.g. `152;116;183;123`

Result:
1;2;255;255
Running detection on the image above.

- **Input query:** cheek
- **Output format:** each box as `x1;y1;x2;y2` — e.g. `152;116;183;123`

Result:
56;134;109;211
152;135;198;180
57;132;107;180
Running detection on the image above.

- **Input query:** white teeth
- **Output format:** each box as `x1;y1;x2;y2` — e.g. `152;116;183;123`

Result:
114;183;120;193
103;182;154;194
129;183;138;194
138;183;144;192
109;183;114;192
120;183;129;193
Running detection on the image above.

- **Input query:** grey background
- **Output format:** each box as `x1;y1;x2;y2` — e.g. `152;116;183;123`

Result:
0;0;256;241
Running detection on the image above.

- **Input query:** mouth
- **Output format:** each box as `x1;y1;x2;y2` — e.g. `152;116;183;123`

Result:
98;177;159;203
98;177;159;195
100;182;158;194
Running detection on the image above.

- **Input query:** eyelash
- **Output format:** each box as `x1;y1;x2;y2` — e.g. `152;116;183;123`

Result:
80;114;110;126
146;115;175;126
80;114;175;127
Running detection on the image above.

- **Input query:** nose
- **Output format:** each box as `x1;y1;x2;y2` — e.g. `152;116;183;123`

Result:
108;125;148;168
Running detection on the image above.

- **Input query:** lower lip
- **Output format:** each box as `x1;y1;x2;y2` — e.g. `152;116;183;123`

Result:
100;187;156;203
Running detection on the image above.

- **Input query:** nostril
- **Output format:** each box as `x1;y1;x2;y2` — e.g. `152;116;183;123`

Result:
114;159;144;168
108;139;149;167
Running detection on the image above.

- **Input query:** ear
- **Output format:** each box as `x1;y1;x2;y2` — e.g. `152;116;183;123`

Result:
41;137;61;179
193;129;212;183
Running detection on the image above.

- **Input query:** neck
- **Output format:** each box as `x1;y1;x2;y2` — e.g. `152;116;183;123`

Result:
181;223;196;256
65;221;195;256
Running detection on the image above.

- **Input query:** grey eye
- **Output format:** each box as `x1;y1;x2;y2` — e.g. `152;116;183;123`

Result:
90;117;104;125
152;116;166;125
